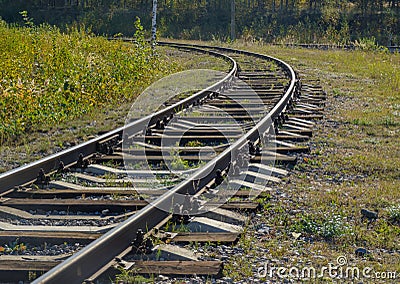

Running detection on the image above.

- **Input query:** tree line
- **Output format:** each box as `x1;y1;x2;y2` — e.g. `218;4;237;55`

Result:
0;0;399;45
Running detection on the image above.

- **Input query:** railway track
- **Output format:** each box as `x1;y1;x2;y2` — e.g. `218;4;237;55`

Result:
0;42;326;283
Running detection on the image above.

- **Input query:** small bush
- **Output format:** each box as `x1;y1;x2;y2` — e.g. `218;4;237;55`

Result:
388;204;400;225
292;213;351;241
353;37;389;52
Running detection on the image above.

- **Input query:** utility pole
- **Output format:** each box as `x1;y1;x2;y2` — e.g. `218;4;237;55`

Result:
151;0;158;45
231;0;236;41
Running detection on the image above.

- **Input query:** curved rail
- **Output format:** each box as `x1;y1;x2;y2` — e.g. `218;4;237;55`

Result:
32;42;297;283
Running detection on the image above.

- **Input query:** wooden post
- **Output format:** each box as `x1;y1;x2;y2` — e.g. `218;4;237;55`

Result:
231;0;235;41
151;0;158;45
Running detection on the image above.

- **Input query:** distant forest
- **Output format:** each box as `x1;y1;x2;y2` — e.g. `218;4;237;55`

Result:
0;0;399;45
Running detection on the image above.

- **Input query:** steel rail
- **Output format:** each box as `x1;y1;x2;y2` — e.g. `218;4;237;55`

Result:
33;43;297;283
0;45;236;195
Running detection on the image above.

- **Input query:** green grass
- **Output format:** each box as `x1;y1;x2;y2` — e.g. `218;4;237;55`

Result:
0;26;229;173
0;19;170;142
115;267;154;284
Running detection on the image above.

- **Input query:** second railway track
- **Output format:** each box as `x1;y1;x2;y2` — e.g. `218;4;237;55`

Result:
0;42;326;283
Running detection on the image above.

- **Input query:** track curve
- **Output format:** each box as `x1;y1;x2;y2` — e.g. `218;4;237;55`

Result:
33;43;298;283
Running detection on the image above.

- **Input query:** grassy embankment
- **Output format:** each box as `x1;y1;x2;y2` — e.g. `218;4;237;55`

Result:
0;22;229;173
0;19;166;172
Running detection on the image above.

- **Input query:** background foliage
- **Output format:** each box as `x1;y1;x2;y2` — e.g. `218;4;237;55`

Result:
0;0;399;45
